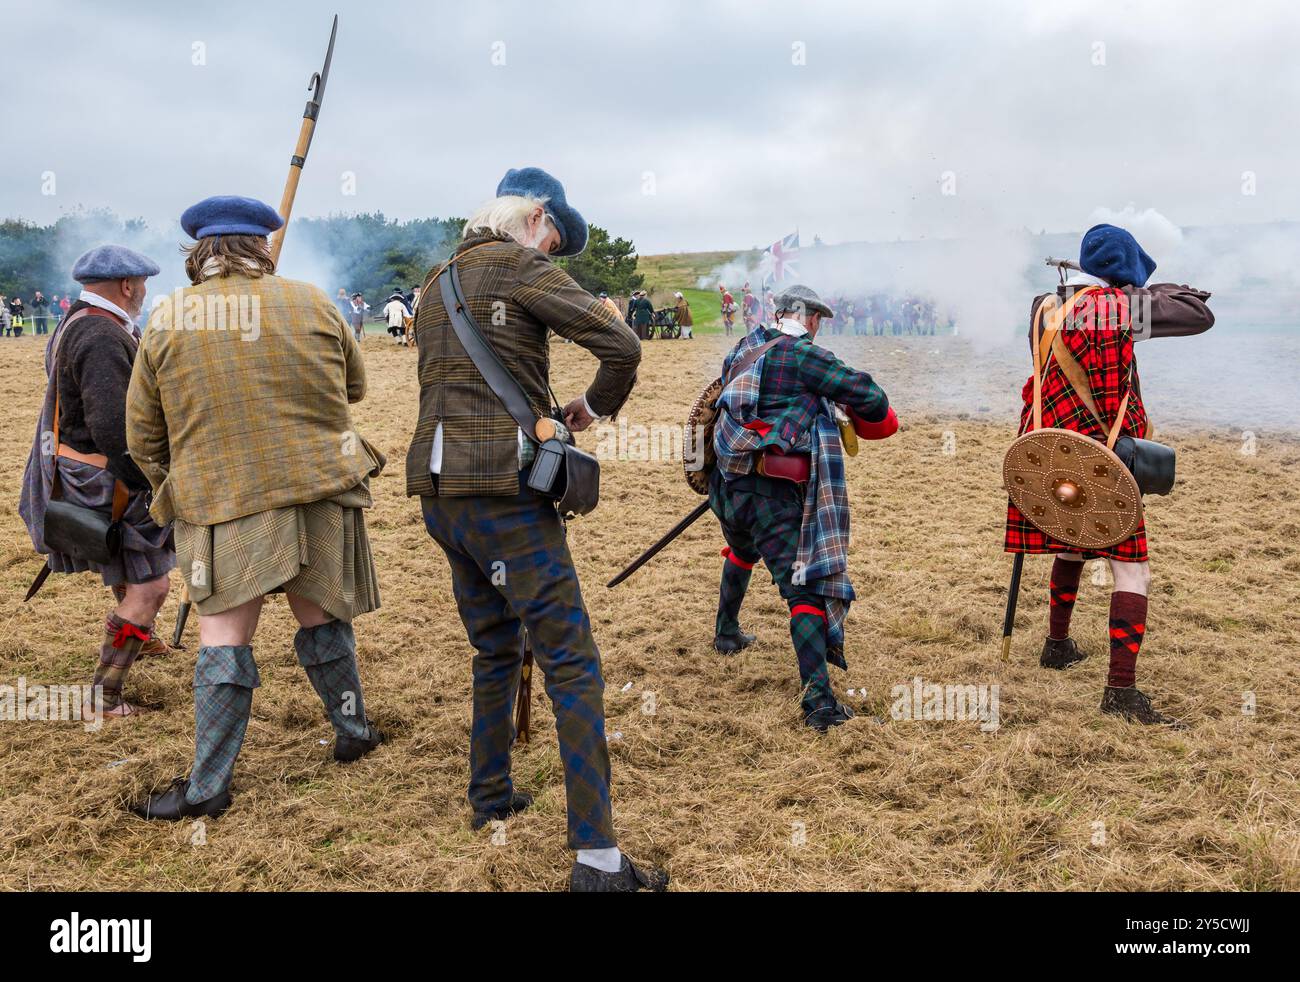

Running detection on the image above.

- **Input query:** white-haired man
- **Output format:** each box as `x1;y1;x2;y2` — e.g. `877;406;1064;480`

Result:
407;166;666;892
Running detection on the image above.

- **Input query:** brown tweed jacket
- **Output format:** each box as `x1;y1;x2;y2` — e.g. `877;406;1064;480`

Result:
406;233;641;497
127;272;383;527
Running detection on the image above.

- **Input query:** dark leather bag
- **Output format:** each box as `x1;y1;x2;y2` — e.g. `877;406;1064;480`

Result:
45;494;125;565
437;259;599;518
1112;436;1176;496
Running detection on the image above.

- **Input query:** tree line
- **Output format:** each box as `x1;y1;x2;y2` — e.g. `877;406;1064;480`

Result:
0;209;645;303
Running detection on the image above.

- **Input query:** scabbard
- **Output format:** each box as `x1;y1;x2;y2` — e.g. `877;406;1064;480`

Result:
607;499;711;588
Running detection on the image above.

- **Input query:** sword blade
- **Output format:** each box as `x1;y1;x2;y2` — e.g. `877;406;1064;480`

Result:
172;600;191;649
23;564;52;602
607;499;711;589
314;15;339;105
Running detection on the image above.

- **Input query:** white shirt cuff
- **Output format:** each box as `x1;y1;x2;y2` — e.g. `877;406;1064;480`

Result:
582;393;606;421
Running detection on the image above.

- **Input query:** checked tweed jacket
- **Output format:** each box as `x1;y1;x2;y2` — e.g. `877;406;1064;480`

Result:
406;233;642;498
127;272;381;527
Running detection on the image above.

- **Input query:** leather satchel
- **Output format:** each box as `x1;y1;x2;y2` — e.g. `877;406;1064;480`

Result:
437;259;599;518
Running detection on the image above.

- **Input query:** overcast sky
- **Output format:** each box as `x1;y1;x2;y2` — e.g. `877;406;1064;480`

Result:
2;0;1297;253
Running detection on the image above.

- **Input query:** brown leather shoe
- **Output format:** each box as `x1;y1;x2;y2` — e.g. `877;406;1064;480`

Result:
1100;686;1186;728
1040;636;1086;670
137;632;172;658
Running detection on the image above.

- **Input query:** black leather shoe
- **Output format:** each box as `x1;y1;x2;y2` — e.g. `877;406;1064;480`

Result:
1100;686;1186;728
804;701;856;732
131;778;230;821
1040;636;1087;670
570;855;669;892
471;791;534;830
334;721;383;762
713;631;756;654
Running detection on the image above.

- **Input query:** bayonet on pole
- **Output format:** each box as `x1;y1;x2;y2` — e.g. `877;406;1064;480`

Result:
269;14;338;265
172;15;338;649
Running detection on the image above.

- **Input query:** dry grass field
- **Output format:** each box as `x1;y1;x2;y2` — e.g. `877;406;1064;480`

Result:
0;329;1297;891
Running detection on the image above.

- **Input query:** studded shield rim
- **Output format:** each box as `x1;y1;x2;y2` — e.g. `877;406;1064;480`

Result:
1003;428;1143;550
684;377;724;495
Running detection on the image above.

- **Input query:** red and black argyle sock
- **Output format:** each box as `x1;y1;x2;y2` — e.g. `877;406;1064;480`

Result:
715;547;755;638
1107;591;1148;688
1048;557;1085;640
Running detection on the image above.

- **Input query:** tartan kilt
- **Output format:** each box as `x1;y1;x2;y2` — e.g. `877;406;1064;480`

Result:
1004;499;1148;562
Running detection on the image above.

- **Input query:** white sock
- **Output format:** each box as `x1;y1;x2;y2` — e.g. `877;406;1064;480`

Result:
577;847;623;873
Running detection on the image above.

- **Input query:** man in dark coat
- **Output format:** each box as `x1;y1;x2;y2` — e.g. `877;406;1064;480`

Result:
19;245;175;719
628;290;654;340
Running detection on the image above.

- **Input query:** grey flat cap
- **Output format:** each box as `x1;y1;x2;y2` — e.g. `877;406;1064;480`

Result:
773;284;834;319
72;244;162;284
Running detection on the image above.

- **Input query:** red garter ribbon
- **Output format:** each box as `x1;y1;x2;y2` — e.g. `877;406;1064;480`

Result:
721;547;756;570
112;621;151;649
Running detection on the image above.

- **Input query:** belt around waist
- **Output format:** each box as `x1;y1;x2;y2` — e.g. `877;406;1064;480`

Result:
57;443;109;468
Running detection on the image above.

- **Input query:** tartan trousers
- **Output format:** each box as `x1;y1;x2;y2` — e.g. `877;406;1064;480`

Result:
421;480;616;850
709;469;835;712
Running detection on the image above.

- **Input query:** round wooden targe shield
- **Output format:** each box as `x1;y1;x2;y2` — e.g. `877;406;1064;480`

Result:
1003;427;1143;550
684;377;723;495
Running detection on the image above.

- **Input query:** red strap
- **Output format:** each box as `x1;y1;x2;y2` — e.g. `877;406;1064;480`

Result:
112;621;151;649
742;418;773;437
790;604;826;620
721;547;756;570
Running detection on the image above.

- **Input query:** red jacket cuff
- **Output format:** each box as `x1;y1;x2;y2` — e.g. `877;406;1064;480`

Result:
850;406;898;440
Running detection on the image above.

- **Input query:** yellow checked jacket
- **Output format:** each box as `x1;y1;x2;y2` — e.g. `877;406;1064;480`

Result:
406;233;642;497
126;272;383;527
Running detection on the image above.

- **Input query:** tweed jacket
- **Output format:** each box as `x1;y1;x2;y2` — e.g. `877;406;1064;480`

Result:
126;272;383;527
406;233;641;497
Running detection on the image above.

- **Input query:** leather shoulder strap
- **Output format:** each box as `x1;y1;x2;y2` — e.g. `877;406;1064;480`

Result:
437;259;542;442
724;334;784;384
1036;291;1132;448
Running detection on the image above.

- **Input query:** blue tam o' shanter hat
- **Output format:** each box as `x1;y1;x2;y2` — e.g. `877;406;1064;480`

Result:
1079;224;1157;288
181;195;285;240
495;166;588;257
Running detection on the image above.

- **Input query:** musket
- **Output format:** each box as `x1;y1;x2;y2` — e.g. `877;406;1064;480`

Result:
1045;256;1083;285
172;16;338;648
607;500;711;588
268;14;339;266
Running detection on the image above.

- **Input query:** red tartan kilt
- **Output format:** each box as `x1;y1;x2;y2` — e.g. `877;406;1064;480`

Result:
1005;499;1148;562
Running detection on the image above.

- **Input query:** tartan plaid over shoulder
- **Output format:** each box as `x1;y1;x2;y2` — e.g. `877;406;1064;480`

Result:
1005;288;1150;561
406;234;641;497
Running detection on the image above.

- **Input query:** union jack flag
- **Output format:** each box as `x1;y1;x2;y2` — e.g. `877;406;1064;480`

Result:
760;231;799;291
